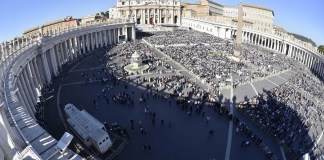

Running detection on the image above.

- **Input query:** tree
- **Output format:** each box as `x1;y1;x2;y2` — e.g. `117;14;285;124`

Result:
318;45;324;54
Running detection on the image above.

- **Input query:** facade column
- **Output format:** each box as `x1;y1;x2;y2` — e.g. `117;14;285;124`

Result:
157;9;160;25
143;9;146;24
124;27;128;41
132;26;136;40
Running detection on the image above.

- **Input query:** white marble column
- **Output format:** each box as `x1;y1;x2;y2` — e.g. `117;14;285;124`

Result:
82;35;86;53
91;33;95;50
17;80;35;119
59;42;64;63
73;37;77;59
68;38;73;61
307;54;312;68
64;40;69;62
19;75;34;114
124;27;128;41
95;32;99;49
55;45;62;68
32;58;43;87
77;36;81;57
86;34;90;52
108;29;112;45
41;53;51;84
49;48;58;76
132;26;136;40
28;61;40;89
103;30;107;47
22;68;37;113
115;28;118;43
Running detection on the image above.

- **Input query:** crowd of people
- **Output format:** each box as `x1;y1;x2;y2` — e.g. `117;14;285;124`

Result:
143;29;299;90
142;29;324;159
238;67;324;158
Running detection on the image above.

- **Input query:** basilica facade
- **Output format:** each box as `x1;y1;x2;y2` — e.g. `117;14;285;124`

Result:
115;0;181;26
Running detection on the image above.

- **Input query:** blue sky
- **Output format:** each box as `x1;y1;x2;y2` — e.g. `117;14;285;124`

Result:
0;0;323;46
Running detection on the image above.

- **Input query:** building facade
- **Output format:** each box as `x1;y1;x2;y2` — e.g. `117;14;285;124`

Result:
115;0;181;25
223;4;274;33
181;0;223;17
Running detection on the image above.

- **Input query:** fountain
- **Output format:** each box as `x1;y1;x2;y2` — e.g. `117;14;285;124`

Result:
124;51;149;74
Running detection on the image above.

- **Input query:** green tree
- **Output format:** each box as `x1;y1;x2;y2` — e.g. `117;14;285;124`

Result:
319;45;324;54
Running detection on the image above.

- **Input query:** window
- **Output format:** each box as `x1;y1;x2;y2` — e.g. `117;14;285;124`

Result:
122;2;125;5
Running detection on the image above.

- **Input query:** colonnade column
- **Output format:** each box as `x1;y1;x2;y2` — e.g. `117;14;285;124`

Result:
91;33;95;50
49;48;58;76
18;75;34;115
103;31;107;46
68;38;74;61
22;68;37;113
63;40;68;62
59;43;64;64
81;35;86;53
55;45;62;69
95;32;99;49
17;80;35;119
32;58;43;87
86;34;90;52
28;61;40;90
77;36;82;56
108;30;112;45
41;53;51;84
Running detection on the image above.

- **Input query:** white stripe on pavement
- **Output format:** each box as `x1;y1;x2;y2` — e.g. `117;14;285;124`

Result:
249;82;259;95
265;78;279;87
277;75;288;81
316;130;324;144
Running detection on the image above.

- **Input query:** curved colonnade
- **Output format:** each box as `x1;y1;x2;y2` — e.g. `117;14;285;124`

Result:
182;17;324;79
0;20;135;159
